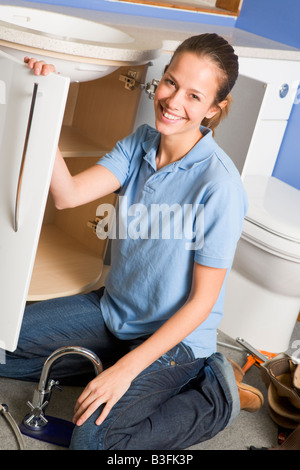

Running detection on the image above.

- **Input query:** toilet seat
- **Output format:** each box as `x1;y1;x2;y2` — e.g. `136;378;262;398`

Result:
242;175;300;262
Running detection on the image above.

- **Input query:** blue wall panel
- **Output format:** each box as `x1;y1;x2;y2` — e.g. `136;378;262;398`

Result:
272;86;300;191
236;0;300;50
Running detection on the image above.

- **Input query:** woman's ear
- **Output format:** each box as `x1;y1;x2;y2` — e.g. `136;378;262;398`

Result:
205;99;228;119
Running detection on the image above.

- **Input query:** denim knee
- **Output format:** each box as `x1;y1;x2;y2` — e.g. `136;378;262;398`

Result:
71;344;202;450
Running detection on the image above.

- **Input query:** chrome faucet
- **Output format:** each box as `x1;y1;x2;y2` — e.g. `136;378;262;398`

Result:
22;346;103;431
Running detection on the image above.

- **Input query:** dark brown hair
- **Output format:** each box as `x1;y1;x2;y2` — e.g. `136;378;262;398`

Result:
167;33;239;133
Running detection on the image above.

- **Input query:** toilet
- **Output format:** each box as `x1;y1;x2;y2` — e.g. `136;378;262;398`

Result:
220;175;300;354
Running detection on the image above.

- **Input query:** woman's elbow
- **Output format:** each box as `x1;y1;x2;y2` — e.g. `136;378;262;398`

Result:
51;194;75;211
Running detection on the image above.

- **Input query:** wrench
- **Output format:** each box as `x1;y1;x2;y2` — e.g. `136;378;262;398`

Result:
236;337;269;363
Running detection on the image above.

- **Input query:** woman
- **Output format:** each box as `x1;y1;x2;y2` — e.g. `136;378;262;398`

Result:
1;34;263;449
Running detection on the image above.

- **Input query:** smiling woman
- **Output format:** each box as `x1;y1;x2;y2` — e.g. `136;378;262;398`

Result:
154;34;238;167
0;33;260;451
155;55;221;147
154;54;223;168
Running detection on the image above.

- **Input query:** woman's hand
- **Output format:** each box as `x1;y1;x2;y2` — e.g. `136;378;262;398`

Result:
72;362;132;427
24;57;56;76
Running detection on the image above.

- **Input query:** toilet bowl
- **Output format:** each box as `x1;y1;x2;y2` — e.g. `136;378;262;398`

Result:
220;175;300;354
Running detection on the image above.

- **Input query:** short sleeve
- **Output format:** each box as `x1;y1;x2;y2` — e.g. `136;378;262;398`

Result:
194;179;248;269
96;125;148;187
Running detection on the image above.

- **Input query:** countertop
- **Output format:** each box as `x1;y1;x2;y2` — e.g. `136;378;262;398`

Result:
1;0;300;63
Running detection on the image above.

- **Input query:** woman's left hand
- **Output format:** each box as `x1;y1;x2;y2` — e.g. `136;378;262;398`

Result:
24;56;56;76
72;363;132;427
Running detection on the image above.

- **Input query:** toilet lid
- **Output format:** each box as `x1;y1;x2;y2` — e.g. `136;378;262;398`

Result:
243;175;300;243
242;218;300;261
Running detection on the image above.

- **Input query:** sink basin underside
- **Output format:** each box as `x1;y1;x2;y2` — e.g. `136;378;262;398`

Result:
0;5;138;81
0;43;120;82
0;6;134;45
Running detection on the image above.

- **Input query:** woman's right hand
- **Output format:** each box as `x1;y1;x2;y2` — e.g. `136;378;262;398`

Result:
24;57;56;76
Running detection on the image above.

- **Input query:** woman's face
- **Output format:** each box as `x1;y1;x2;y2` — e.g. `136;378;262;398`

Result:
154;52;224;141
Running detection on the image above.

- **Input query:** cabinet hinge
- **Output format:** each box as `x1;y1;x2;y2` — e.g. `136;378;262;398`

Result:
119;70;139;91
119;70;160;99
87;215;108;237
141;79;160;100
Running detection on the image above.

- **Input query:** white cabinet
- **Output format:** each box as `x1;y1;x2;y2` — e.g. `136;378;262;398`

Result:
0;51;70;352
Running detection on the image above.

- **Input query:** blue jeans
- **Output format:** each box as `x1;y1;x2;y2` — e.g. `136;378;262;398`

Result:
0;290;240;449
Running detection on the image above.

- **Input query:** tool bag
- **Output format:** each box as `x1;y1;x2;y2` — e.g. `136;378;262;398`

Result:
261;353;300;450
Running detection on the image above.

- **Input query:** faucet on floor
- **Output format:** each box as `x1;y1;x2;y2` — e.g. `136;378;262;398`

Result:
22;346;103;431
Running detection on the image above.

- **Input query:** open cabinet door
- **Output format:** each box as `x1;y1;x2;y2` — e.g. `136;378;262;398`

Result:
0;50;69;352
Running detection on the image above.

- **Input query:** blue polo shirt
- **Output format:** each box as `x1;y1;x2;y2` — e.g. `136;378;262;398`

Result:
97;124;247;358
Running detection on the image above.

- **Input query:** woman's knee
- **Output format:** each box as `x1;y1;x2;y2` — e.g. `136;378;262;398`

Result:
70;409;104;450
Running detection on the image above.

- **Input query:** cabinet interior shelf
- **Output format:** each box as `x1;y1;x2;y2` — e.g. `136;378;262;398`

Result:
28;224;103;301
59;125;110;158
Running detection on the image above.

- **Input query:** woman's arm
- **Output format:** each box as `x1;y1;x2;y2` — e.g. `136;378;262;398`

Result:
50;148;121;209
73;262;227;426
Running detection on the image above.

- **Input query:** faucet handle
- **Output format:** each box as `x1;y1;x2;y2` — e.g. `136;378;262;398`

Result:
26;400;48;412
24;400;49;428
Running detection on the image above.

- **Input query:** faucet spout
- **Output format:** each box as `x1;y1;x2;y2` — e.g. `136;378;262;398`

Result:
34;346;102;407
23;346;103;431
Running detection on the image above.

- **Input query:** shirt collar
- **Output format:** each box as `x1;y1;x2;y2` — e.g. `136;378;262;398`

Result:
142;131;160;171
142;126;218;172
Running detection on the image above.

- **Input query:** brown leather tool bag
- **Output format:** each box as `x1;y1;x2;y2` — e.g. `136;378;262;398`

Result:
261;353;300;450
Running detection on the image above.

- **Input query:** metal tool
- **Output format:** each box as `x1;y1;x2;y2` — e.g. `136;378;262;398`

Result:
236;338;269;362
236;337;277;372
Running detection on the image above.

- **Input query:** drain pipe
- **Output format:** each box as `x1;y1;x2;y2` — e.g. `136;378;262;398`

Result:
0;403;26;450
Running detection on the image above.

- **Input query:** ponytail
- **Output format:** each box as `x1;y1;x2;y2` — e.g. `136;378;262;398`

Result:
202;93;233;135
